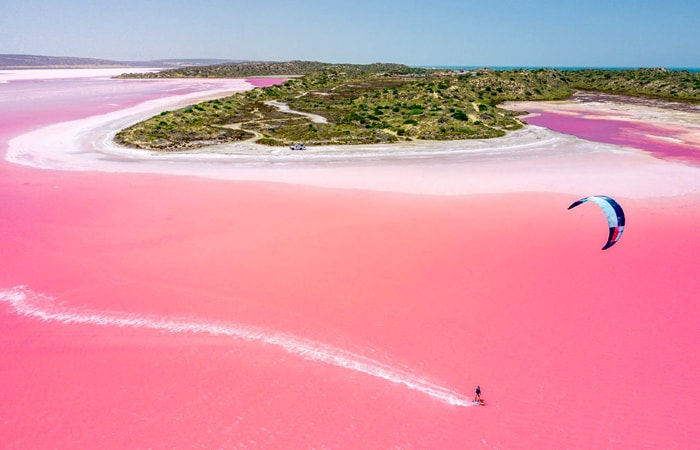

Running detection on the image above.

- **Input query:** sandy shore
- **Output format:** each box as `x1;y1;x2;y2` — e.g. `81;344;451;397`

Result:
0;67;162;81
7;90;700;199
6;70;700;200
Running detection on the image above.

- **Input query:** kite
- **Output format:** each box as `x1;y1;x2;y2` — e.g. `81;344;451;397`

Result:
568;195;625;250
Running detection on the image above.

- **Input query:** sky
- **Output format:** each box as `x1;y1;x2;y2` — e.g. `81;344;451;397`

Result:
1;0;699;68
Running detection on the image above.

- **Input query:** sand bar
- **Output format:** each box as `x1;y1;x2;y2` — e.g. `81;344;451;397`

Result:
7;88;700;199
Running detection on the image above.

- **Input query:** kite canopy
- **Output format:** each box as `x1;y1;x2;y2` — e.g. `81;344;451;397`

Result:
568;195;625;250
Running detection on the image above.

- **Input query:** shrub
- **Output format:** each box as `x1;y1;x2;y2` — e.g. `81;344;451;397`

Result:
452;110;469;121
257;138;285;146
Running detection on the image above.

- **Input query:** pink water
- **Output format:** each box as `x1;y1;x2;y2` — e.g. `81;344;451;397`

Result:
246;78;288;87
523;108;700;166
0;77;251;142
1;75;699;449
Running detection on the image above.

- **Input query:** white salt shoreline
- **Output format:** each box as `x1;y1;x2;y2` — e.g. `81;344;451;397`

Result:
0;67;163;81
6;81;700;199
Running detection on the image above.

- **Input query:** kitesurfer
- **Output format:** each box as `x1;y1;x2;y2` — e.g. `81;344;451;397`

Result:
474;385;481;402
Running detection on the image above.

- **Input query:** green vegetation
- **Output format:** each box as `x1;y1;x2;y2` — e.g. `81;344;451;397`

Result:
563;68;700;101
118;60;425;79
114;63;700;151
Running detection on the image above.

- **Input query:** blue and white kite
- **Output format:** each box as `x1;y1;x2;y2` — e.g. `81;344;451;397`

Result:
568;195;625;250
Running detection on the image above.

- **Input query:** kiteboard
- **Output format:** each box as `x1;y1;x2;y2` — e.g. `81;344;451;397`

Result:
472;399;485;406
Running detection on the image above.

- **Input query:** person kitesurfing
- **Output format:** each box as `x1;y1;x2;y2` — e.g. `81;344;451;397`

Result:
474;385;481;402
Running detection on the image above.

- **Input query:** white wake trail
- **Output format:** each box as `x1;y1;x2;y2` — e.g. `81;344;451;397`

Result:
0;286;471;407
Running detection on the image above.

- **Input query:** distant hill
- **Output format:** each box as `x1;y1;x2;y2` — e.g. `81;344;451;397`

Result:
118;60;425;78
145;58;246;68
0;54;242;69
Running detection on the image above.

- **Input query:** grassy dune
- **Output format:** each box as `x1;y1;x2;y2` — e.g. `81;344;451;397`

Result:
115;63;700;151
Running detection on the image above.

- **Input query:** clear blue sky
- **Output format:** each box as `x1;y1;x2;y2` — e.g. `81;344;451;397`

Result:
1;0;698;67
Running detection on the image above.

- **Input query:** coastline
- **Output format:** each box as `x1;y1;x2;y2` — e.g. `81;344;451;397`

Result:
7;87;700;199
0;67;162;81
503;93;700;128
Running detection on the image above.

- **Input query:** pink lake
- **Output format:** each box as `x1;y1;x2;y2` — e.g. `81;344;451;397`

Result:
521;99;700;166
1;73;699;449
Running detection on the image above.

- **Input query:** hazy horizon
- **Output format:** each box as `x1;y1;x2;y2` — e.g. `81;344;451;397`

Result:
1;0;698;68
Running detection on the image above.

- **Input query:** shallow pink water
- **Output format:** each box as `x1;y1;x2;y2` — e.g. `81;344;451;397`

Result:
1;76;699;448
523;109;700;166
246;77;288;87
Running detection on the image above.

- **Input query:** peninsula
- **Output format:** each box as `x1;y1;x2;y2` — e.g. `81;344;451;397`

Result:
115;62;700;151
